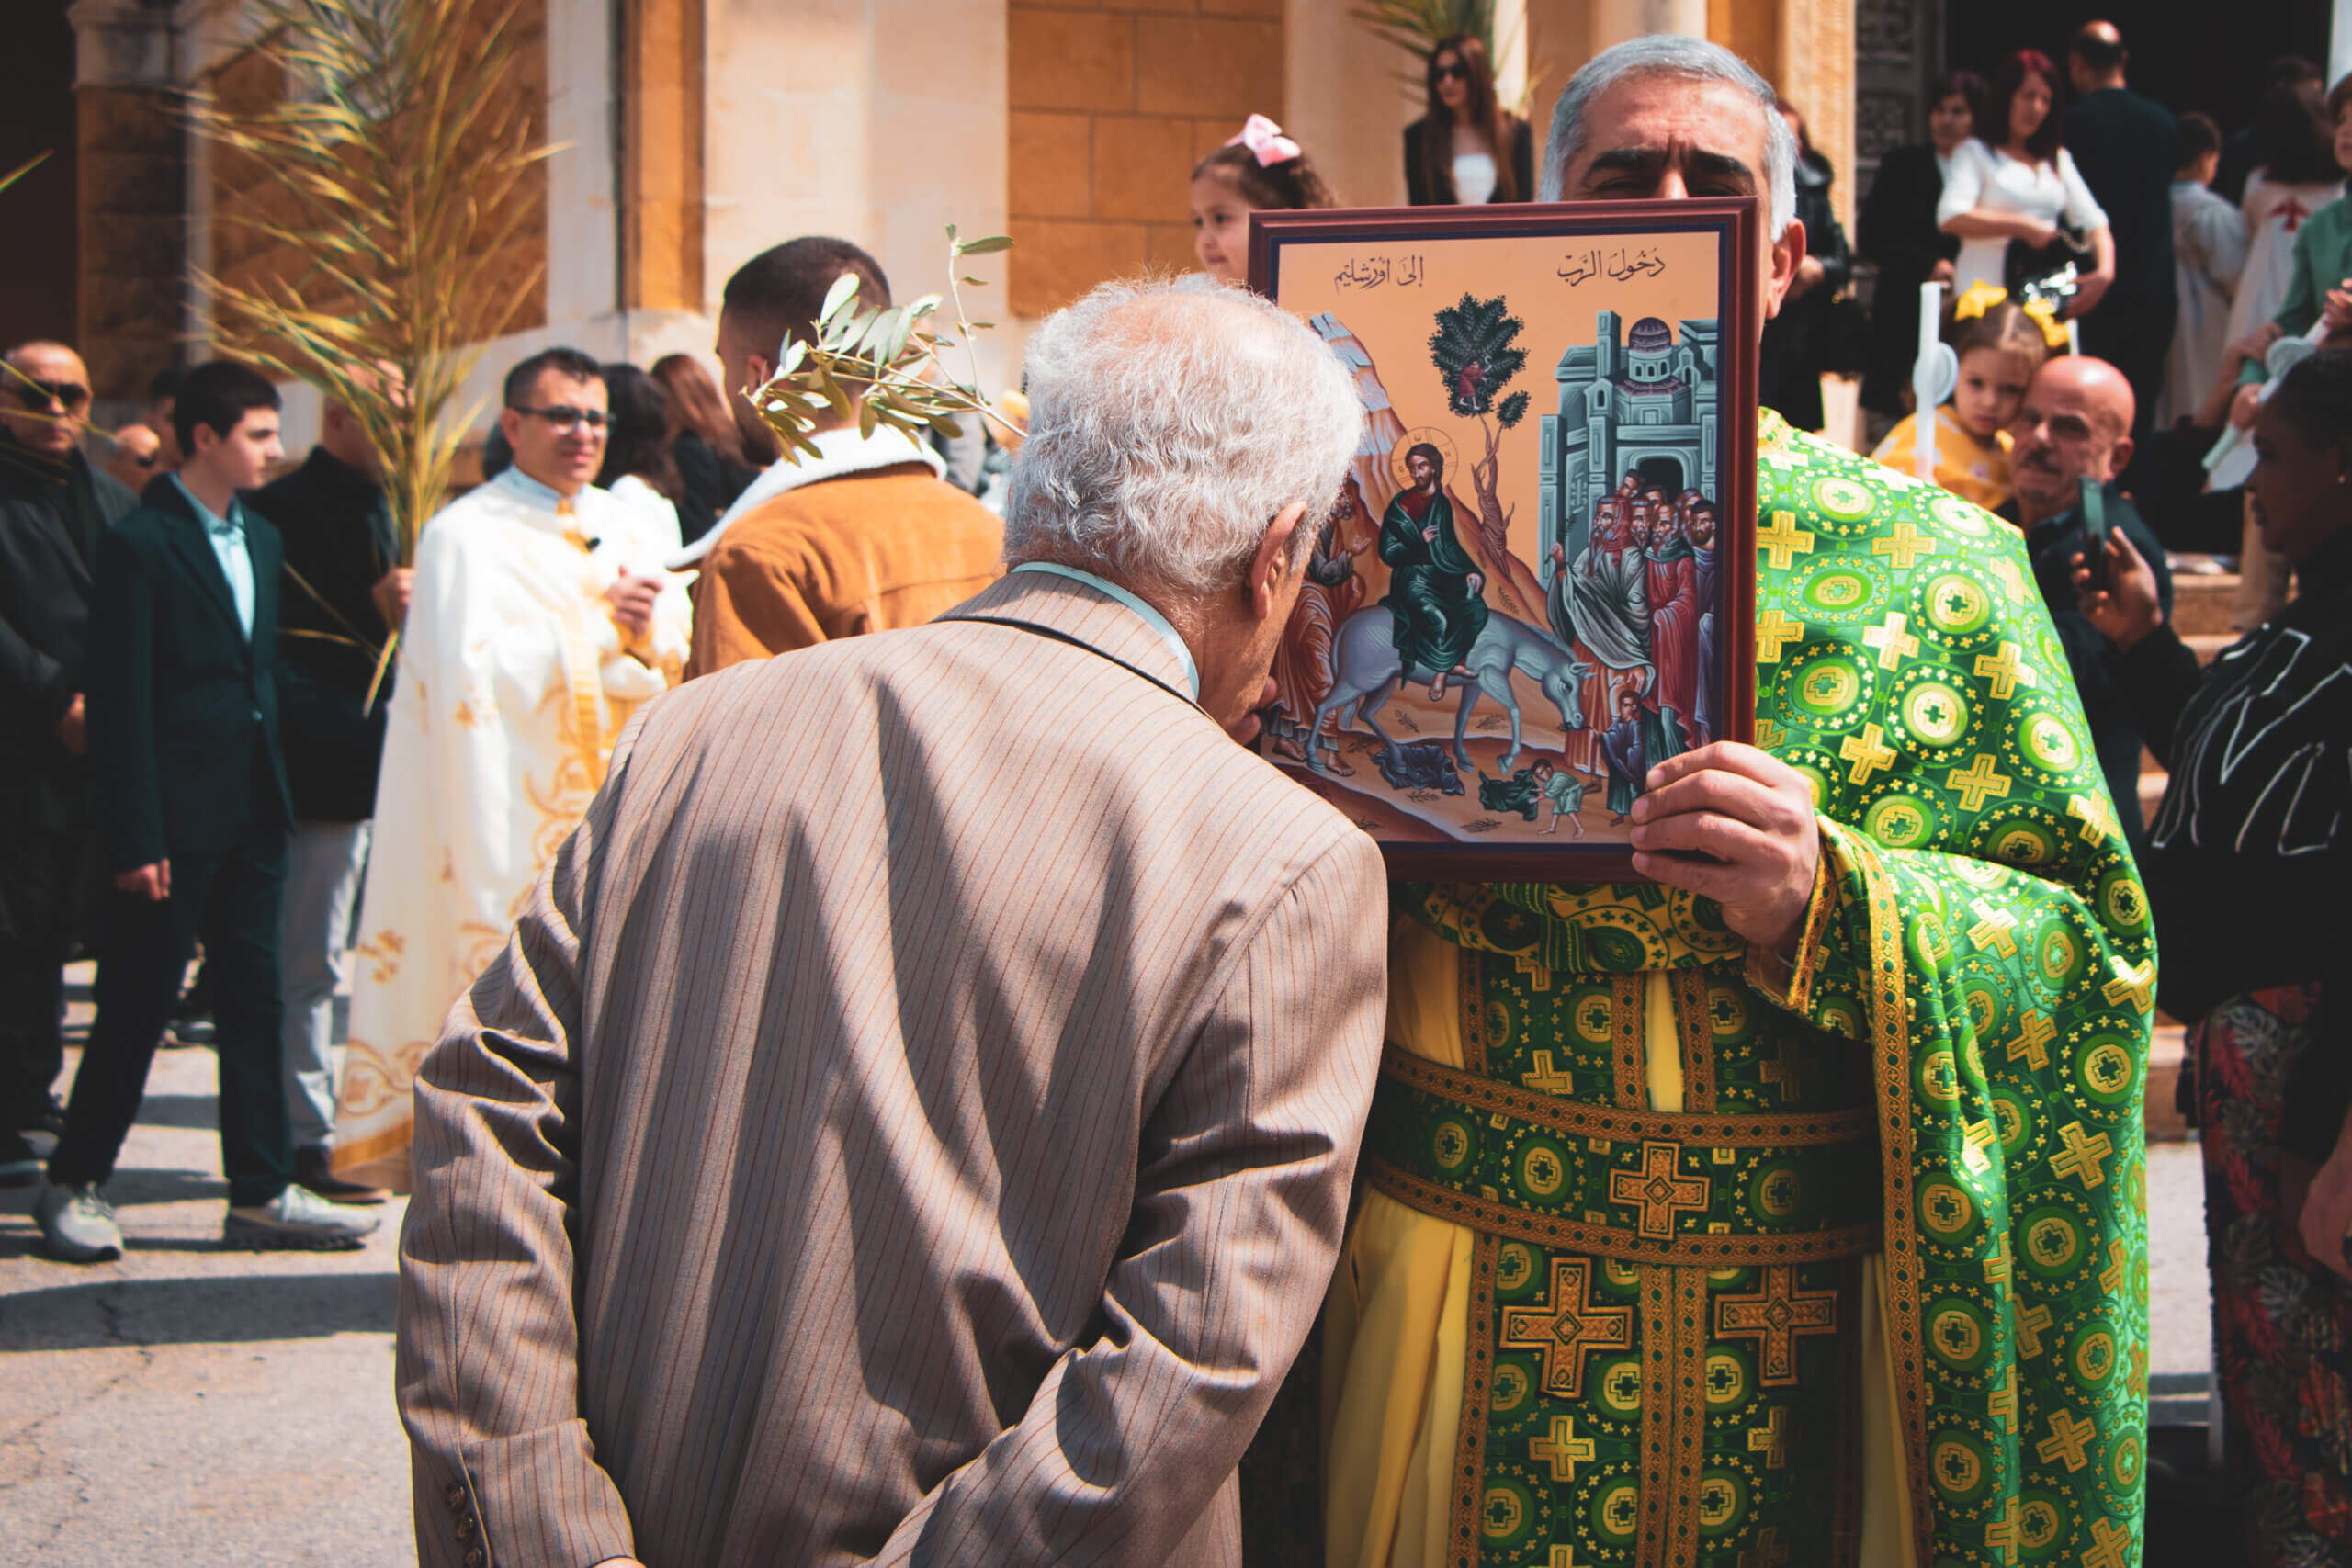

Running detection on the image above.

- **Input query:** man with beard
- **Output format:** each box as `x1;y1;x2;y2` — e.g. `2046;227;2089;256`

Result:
1998;354;2172;845
1321;35;2149;1568
1544;480;1651;736
1377;443;1485;699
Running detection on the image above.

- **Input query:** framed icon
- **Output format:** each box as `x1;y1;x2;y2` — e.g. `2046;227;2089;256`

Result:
1250;197;1760;882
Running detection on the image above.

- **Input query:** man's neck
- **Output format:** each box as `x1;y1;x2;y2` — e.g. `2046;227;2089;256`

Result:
177;463;238;520
514;461;584;501
2013;491;2075;532
2086;71;2126;93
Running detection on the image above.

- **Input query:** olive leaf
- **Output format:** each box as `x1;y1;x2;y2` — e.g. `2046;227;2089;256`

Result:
746;225;1016;465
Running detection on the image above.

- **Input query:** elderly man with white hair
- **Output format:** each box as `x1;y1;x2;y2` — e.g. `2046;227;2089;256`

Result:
392;281;1389;1568
1319;35;2152;1568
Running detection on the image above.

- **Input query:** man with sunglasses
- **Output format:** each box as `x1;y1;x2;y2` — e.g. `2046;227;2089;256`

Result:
0;341;136;1185
332;347;690;1190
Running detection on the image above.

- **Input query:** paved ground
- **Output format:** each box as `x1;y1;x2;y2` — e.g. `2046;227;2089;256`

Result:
0;987;2220;1566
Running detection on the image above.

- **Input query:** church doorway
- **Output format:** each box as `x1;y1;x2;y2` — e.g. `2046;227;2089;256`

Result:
1634;456;1687;495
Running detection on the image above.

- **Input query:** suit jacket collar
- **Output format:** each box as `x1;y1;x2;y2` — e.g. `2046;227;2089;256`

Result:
939;570;1199;707
0;430;97;585
143;471;259;649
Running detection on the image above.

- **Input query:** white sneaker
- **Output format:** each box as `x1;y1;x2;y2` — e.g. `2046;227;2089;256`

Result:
35;1182;123;1263
223;1184;380;1251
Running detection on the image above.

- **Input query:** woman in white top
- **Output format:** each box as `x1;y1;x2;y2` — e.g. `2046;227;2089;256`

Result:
593;363;685;552
1402;33;1532;207
1938;48;2114;315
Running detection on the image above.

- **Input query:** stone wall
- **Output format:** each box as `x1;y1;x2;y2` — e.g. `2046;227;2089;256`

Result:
75;83;182;405
1006;0;1283;318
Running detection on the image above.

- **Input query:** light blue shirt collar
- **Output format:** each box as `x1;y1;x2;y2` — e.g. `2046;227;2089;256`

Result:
1009;562;1201;701
496;467;572;512
173;472;243;540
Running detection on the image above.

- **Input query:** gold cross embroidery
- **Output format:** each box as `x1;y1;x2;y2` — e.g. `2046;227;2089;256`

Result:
1530;1415;1596;1482
2103;955;2155;1014
1861;610;1920;670
1871;521;1929;570
1988;1363;2019;1433
1739;1528;1792;1568
1758;510;1815;569
2006;1009;2054;1070
1610;1140;1710;1238
2084;1517;2133;1568
1985;1495;2024;1566
1961;1115;1996;1175
1984;1234;2013;1287
2052;1122;2114;1190
1758;1038;1817;1104
2017;1300;2052;1359
1757;608;1806;665
1946;752;2012;811
1754;716;1785;750
1747;1405;1791;1468
1973;641;2037;700
2067;791;2118;845
2036;1408;2097;1472
1988;554;2027;603
2100;1236;2132;1295
1839;722;1897;786
1514;952;1554;991
1967;897;2019;958
1713;1264;1838;1383
1500;1258;1634;1399
1521;1050;1575;1097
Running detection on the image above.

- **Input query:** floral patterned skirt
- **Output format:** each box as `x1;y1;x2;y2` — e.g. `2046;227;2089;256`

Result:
2198;982;2352;1566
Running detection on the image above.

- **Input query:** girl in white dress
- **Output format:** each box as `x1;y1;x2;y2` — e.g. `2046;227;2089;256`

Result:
1938;48;2113;312
2223;79;2346;349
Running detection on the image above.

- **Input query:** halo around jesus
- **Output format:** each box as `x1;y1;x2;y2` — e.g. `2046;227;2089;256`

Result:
1389;426;1461;492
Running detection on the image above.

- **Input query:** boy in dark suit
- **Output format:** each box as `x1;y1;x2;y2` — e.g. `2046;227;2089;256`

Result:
36;361;378;1260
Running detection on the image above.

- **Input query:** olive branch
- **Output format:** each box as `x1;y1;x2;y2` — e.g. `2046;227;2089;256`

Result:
748;225;1016;462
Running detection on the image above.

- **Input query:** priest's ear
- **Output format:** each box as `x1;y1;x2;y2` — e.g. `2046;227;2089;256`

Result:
1763;217;1806;321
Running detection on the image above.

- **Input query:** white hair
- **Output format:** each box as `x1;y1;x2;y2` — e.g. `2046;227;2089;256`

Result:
1539;35;1797;239
1005;280;1363;596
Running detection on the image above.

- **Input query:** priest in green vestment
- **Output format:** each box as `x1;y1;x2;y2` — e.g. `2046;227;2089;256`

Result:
1380;443;1487;700
1316;35;2154;1568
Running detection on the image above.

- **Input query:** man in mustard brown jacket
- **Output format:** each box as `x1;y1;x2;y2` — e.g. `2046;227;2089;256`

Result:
678;237;1003;677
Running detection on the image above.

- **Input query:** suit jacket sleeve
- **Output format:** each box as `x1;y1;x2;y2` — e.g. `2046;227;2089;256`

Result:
0;592;72;730
86;525;164;873
873;832;1390;1564
394;733;641;1568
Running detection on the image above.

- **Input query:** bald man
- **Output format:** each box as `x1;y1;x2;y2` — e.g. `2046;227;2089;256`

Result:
2002;355;2173;841
0;341;139;1180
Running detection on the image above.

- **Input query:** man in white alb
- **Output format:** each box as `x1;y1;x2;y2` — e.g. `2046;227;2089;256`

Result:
333;348;691;1190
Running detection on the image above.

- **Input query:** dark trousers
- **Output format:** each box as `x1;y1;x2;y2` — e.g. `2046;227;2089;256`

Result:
2079;296;2176;513
49;826;291;1206
0;936;67;1129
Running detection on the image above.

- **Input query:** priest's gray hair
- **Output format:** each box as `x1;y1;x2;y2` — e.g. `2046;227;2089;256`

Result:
1538;35;1797;239
1005;280;1363;597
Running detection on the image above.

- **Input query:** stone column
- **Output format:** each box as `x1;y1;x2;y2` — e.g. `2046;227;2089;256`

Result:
69;0;186;410
1777;0;1856;232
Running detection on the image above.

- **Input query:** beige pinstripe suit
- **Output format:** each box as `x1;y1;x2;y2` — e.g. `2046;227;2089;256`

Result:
395;570;1389;1567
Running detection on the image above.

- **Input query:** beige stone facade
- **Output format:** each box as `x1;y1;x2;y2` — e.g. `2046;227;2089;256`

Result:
64;0;1858;430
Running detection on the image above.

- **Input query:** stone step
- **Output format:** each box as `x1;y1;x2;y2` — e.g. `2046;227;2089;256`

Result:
2171;572;2241;637
2148;1020;2190;1142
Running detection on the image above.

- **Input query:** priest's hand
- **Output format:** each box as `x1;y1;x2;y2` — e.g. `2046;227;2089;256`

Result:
2297;1110;2352;1282
115;861;170;901
371;566;413;629
605;572;660;640
1627;743;1819;957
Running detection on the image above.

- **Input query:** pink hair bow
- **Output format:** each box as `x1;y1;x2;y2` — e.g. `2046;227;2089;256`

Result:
1226;114;1301;168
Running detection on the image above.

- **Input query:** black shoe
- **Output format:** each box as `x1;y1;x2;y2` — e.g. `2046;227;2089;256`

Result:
0;1130;41;1189
293;1146;390;1206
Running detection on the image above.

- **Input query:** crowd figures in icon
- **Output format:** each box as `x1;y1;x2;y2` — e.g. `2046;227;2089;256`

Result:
1541;470;1722;820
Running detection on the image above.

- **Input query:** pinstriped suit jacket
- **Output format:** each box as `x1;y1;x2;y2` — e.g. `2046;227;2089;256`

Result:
395;570;1390;1567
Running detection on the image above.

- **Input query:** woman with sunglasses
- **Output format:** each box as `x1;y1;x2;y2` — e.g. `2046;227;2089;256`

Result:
1404;34;1532;207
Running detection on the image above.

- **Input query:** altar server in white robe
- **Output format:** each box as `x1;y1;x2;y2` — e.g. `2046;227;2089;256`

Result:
334;347;691;1189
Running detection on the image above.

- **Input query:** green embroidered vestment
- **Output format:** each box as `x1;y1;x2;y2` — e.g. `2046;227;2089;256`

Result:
1368;412;2155;1568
